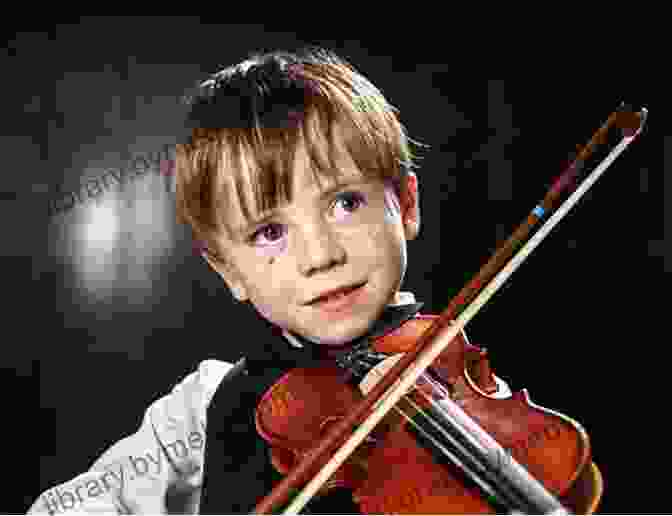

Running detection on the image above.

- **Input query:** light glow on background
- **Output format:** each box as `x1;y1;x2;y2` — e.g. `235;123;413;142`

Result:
50;160;177;306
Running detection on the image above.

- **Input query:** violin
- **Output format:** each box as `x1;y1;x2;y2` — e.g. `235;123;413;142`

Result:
252;104;648;514
256;319;598;514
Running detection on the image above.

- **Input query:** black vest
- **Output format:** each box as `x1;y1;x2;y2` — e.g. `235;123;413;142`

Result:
199;302;423;514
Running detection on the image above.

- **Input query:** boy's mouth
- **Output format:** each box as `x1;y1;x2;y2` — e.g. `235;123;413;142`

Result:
306;281;367;306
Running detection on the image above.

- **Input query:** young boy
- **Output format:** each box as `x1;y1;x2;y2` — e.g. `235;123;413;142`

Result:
29;46;513;514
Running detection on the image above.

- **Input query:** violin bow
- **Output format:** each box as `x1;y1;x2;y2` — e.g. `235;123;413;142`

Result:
253;103;648;515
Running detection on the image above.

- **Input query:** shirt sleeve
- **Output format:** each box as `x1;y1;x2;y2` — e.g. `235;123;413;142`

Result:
27;360;233;515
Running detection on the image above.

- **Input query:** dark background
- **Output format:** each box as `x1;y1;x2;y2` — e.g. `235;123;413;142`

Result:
1;19;663;513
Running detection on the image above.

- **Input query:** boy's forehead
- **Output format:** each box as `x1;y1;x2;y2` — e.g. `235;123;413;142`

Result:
222;123;371;225
292;140;365;191
225;165;365;220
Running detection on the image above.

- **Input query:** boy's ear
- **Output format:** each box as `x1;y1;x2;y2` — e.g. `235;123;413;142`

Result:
202;252;250;302
401;171;420;241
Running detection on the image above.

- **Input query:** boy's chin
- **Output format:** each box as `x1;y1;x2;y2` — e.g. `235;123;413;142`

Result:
301;303;389;347
313;335;360;347
303;323;371;347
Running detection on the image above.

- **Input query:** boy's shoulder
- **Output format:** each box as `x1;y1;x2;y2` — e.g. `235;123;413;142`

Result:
148;358;237;423
146;359;240;446
176;358;238;406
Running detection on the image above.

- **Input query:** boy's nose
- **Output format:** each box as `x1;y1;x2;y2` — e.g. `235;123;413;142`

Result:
297;222;346;276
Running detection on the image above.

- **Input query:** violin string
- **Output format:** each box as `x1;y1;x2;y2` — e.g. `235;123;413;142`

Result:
362;367;530;511
363;364;459;444
362;369;540;514
388;398;504;505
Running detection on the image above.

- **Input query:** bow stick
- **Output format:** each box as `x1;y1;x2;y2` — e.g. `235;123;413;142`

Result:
254;103;648;514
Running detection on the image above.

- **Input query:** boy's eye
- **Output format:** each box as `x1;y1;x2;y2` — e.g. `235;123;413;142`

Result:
334;191;366;214
249;223;285;245
246;191;366;246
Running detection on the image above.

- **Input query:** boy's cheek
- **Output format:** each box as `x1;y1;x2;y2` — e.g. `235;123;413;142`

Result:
255;242;287;260
253;299;290;331
348;221;398;249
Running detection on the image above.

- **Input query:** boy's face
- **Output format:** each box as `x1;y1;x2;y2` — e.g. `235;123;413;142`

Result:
204;131;420;346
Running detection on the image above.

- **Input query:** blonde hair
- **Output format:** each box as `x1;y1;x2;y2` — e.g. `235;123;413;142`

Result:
175;46;427;261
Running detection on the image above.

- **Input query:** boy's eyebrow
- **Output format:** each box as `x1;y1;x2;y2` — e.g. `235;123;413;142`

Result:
231;177;369;238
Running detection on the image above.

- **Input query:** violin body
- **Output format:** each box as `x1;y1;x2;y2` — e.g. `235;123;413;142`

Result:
255;315;603;514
